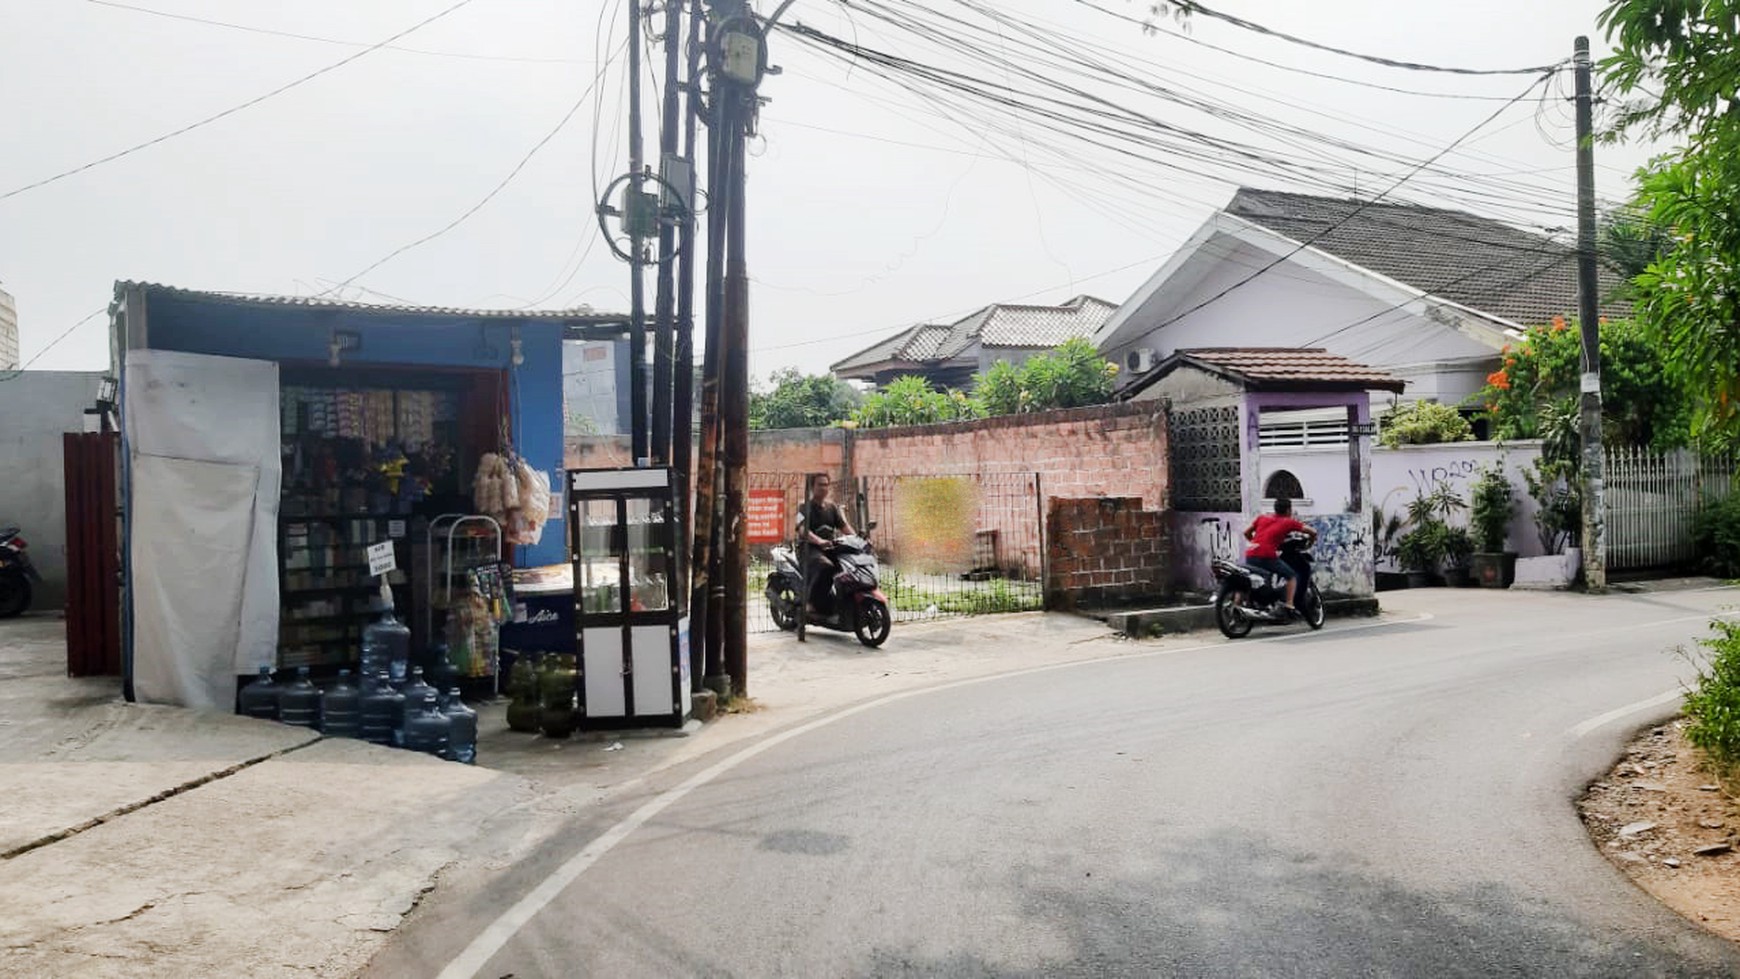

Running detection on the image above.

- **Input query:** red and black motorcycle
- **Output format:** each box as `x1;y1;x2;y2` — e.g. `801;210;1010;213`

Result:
766;524;892;648
0;526;42;618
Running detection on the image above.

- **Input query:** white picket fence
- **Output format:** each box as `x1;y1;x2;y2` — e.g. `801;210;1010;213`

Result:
1604;446;1737;570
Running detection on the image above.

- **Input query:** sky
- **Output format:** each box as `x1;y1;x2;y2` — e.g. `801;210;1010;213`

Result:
0;0;1666;382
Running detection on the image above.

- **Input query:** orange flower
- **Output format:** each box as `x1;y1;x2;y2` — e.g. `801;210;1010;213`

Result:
1486;370;1511;391
1504;357;1517;368
1501;343;1512;353
1552;315;1567;331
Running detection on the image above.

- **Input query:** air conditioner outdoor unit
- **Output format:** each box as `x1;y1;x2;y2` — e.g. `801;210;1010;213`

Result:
1126;347;1157;373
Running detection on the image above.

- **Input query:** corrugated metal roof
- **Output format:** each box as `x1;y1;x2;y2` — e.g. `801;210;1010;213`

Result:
115;281;629;323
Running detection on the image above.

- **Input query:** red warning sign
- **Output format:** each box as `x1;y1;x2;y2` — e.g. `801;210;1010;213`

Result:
746;489;788;545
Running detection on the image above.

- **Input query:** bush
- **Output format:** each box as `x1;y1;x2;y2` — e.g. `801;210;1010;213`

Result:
1691;492;1740;578
970;338;1118;417
853;376;982;429
1682;619;1740;777
1379;401;1475;448
1469;464;1516;553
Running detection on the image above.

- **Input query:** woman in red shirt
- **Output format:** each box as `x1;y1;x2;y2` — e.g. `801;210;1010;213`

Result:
1243;497;1315;612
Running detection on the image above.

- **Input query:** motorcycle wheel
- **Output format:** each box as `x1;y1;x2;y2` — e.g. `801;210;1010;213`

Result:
768;577;800;632
1303;583;1326;630
1215;589;1253;639
0;575;30;619
854;599;891;648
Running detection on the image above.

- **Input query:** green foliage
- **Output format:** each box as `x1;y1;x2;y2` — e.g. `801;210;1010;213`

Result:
880;568;1043;615
1394;481;1468;572
1599;202;1675;286
1378;401;1474;448
1394;523;1445;573
1468;464;1516;553
1522;456;1582;555
852;376;982;429
749;368;859;430
1680;619;1740;777
1599;2;1740;446
1691;492;1740;579
970;338;1118;417
1441;526;1476;571
1477;319;1693;450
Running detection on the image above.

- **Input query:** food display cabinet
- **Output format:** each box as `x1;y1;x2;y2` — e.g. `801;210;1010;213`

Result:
567;467;691;728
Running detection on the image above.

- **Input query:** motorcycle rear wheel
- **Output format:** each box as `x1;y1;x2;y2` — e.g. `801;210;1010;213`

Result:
768;577;800;632
0;576;30;619
1215;589;1253;638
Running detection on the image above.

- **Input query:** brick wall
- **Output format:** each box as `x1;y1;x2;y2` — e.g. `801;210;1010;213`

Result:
1045;497;1173;610
848;402;1167;507
565;428;845;482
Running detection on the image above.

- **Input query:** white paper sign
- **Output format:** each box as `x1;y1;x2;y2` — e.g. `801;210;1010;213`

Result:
366;540;397;577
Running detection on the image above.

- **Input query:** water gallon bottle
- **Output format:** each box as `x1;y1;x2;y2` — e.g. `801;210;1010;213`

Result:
360;580;412;685
319;669;362;738
400;666;439;714
403;703;453;758
442;689;478;764
359;672;405;747
238;666;279;721
277;667;321;728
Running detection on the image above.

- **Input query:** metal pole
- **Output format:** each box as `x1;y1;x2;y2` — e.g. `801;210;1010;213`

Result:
674;0;705;686
722;89;750;699
650;0;684;466
1573;36;1606;592
626;0;650;465
692;66;732;694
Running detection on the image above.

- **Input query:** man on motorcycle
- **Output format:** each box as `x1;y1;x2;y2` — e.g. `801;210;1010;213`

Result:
800;473;855;615
1242;496;1315;614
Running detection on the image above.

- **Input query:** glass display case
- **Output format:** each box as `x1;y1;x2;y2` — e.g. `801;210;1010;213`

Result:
567;467;691;728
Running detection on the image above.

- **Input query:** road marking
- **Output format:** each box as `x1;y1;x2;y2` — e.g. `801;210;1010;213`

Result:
438;611;1436;977
1569;688;1684;739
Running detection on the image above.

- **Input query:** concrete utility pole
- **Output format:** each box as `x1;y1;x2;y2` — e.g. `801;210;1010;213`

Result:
626;0;650;464
691;17;732;697
651;0;685;466
674;0;706;690
1573;36;1607;592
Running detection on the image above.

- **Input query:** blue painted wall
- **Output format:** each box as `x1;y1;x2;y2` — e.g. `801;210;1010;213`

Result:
142;295;568;566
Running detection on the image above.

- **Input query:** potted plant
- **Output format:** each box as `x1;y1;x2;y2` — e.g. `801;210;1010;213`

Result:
1394;523;1444;588
1372;505;1409;591
1514;455;1584;589
1441;526;1476;587
1468;464;1518;587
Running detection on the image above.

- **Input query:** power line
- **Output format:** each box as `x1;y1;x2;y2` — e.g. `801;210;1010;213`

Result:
0;0;479;204
84;0;583;64
0;307;108;381
320;33;631;295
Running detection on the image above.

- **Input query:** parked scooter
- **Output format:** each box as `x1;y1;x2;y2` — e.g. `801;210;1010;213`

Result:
766;522;892;648
0;527;42;619
1210;530;1326;638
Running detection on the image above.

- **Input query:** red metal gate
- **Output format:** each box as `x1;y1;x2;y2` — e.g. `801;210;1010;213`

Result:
63;432;120;676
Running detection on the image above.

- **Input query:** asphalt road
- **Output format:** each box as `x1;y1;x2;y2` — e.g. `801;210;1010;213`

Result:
373;585;1740;978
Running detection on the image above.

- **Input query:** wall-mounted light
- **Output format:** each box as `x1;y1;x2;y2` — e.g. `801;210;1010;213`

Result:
510;325;524;367
328;329;362;367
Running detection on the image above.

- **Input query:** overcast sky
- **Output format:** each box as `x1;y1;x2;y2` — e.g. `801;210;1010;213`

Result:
0;0;1663;381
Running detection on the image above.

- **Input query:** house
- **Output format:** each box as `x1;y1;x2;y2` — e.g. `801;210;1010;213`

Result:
833;294;1116;389
0;287;17;370
1094;188;1631;413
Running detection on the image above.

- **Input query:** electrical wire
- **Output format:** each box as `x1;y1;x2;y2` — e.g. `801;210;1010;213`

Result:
0;0;480;203
0;307;108;381
84;0;584;64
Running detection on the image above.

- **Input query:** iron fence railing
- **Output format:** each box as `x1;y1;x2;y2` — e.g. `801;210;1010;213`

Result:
1604;447;1736;571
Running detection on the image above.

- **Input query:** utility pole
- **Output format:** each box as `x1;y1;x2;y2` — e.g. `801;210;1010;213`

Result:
691;28;732;697
650;0;685;466
625;0;650;465
721;72;751;699
674;0;706;689
1573;36;1606;592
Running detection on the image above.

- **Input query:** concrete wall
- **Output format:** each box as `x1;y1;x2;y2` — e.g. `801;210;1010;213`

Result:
0;371;106;609
0;289;17;370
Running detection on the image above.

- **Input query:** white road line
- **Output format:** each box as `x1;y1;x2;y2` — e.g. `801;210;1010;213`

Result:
438;612;1437;977
1569;688;1685;739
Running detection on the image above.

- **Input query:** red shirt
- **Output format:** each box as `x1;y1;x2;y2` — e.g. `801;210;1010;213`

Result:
1246;514;1306;560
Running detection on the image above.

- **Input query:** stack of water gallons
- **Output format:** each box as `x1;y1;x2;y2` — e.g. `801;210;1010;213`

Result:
237;594;477;764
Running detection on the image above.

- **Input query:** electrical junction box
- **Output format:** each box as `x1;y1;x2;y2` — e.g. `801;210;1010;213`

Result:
660;154;694;212
722;32;760;86
622;188;661;240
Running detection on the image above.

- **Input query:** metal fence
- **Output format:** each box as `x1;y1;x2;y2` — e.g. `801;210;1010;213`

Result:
1604;446;1736;571
746;471;1046;632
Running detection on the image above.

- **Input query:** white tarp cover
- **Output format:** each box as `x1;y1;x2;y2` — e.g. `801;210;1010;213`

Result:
125;350;280;709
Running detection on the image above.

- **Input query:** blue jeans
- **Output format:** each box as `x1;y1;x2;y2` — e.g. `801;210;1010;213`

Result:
1245;556;1296;587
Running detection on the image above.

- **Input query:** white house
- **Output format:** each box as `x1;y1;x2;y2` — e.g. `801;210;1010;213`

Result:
1094;188;1630;413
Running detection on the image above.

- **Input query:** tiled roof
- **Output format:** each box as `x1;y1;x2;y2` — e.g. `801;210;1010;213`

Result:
115;281;628;323
1225;188;1631;327
1133;347;1406;395
832;295;1114;377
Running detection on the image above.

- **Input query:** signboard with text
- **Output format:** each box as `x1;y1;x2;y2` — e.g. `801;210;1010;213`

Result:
746;489;788;545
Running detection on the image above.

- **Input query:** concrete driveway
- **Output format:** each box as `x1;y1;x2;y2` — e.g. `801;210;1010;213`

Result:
370;584;1740;978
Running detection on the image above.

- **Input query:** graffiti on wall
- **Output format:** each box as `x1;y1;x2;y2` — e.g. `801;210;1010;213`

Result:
1303;513;1373;598
1402;457;1480;495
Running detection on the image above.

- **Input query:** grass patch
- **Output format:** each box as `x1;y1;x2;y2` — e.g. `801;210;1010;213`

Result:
1681;618;1740;789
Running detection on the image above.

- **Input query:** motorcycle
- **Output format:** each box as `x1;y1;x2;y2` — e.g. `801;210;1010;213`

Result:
1210;530;1326;638
0;526;42;619
766;523;892;648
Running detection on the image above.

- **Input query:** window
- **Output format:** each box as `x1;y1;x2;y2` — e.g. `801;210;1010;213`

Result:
1264;470;1305;501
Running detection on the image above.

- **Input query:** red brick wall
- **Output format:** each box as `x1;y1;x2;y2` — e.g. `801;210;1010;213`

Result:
847;402;1168;507
564;429;845;482
1046;497;1172;610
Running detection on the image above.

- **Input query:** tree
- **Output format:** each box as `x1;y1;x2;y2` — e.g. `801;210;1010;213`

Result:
748;368;859;430
1599;1;1740;444
1477;317;1692;449
852;375;982;429
970;338;1118;417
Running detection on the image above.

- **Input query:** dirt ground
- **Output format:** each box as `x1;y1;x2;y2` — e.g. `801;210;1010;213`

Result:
1578;720;1740;942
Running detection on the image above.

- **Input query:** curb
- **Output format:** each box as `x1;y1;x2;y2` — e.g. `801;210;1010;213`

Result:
1104;597;1381;638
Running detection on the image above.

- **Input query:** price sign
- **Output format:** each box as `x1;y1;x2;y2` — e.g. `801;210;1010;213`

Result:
366;540;398;577
746;489;787;545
